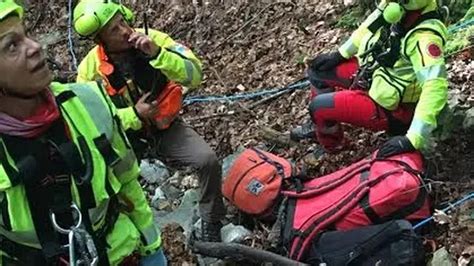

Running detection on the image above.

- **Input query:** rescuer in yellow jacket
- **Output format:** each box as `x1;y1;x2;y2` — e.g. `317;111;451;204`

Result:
291;0;448;158
73;0;226;242
0;1;165;265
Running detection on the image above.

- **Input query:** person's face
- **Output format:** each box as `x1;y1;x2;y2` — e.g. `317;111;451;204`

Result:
98;13;133;53
0;16;51;96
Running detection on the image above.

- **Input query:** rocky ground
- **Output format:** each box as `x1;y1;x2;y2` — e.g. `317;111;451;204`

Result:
22;0;474;265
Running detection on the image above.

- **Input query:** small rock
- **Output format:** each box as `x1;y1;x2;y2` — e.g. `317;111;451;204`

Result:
161;183;183;201
168;171;183;186
151;187;166;203
463;108;474;130
428;247;456;266
236;84;246;91
155;189;200;234
181;174;200;189
153;200;172;211
140;159;170;184
221;223;253;244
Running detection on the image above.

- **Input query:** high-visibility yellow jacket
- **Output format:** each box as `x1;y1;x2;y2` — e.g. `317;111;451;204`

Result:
0;82;161;266
77;28;203;131
338;0;448;149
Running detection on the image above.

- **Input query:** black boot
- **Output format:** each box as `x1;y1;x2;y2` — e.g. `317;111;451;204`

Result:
201;221;223;242
290;122;316;141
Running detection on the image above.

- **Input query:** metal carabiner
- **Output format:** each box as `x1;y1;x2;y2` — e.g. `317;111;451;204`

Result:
68;230;77;266
50;203;83;235
50;204;83;266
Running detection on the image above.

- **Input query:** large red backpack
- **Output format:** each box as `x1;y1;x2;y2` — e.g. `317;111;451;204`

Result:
222;148;431;261
281;152;431;261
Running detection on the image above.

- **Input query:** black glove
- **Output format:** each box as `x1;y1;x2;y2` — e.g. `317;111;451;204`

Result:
308;51;346;71
377;136;416;159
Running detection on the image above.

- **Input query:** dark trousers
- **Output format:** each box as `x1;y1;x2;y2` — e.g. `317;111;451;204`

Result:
130;119;226;222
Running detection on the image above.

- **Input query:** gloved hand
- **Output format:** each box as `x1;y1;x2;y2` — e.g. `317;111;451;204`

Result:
377;136;416;159
308;51;346;71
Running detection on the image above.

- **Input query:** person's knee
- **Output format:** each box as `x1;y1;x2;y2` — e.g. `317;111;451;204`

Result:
194;149;219;170
309;93;335;119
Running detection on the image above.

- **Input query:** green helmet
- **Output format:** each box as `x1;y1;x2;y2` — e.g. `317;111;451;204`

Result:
73;0;134;37
0;0;23;21
383;2;405;24
399;0;430;10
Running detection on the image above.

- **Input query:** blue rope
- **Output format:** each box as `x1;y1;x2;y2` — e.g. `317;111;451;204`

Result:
449;17;474;34
184;80;310;105
67;0;78;71
413;192;474;230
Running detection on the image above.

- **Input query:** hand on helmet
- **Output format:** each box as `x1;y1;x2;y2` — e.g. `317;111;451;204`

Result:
308;51;345;71
128;32;161;58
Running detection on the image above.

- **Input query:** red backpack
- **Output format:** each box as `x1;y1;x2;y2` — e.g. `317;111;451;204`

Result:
221;148;294;216
222;148;431;261
281;152;431;261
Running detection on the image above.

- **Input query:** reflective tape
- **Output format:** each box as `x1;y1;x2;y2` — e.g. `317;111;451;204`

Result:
416;64;447;83
140;224;160;246
68;84;114;140
112;150;137;178
340;39;358;58
408;118;435;137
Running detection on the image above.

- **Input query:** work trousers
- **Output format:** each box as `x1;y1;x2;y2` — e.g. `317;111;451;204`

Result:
129;119;226;222
308;58;415;150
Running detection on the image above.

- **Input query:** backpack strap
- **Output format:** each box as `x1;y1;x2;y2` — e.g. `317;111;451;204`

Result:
250;147;286;178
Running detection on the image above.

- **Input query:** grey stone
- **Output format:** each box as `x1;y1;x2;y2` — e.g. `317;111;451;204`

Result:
140;159;170;184
221;146;246;178
221;223;253;244
154;189;200;234
152;187;166;201
463;107;474;130
428;247;456;266
160;183;182;201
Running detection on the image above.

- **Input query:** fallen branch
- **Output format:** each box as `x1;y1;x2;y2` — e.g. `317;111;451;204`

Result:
259;126;299;148
191;241;308;265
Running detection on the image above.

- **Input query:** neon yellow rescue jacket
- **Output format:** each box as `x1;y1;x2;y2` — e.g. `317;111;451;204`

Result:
338;0;448;149
0;82;161;265
77;28;203;131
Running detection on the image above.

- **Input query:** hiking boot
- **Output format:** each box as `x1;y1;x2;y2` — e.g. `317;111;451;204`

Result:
290;122;316;141
201;221;223;242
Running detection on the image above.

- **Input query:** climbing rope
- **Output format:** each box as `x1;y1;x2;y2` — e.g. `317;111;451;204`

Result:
413;192;474;230
67;0;78;71
449;17;474;34
183;80;310;105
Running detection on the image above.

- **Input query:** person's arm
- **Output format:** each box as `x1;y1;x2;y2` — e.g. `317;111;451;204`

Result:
405;29;449;149
77;50;144;131
338;2;387;59
137;29;203;89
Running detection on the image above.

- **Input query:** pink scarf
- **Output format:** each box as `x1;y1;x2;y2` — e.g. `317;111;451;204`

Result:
0;91;60;138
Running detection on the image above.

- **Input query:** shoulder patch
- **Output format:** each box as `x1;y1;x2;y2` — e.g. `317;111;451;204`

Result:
426;42;442;58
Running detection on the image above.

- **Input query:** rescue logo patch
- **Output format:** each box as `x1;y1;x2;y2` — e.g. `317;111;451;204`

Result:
426;42;442;58
247;179;264;196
